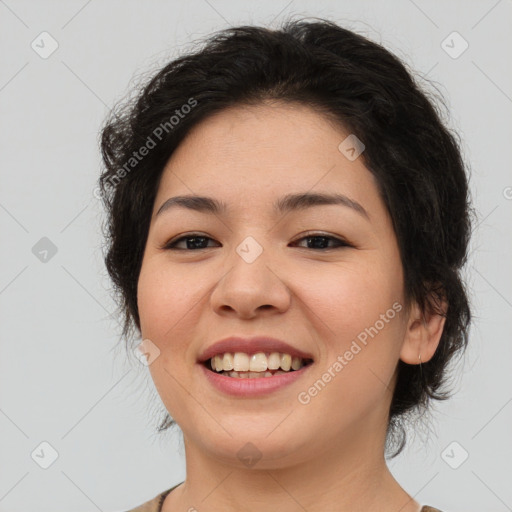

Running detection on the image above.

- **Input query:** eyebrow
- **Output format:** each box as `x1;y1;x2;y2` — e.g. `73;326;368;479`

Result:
155;192;370;220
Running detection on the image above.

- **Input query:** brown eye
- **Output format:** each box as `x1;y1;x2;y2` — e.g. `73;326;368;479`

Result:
291;234;352;250
163;234;220;251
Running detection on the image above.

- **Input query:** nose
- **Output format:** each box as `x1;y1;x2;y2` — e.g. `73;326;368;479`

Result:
210;245;292;319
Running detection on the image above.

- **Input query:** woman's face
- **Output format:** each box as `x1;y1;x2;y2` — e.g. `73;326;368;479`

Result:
137;102;411;468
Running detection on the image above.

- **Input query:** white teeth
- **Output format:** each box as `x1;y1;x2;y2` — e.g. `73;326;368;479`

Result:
233;352;250;372
214;355;223;372
226;370;289;378
223;353;234;371
291;356;302;370
249;352;267;372
268;352;281;369
280;353;292;371
209;351;308;375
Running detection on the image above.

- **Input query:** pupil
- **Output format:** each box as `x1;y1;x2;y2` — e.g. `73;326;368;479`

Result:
308;236;328;249
188;236;207;249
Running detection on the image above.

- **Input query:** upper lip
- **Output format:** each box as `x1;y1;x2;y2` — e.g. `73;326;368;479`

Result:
197;336;315;363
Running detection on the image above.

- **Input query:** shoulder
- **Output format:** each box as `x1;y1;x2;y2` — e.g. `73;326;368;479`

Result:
123;485;178;512
123;489;444;512
123;492;162;512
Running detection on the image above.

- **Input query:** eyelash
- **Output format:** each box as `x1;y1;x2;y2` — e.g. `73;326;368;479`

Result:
162;232;352;251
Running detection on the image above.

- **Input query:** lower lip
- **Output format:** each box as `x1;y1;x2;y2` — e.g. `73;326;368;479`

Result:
198;363;314;397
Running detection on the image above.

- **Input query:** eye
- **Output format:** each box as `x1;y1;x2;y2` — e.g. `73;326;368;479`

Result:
290;233;352;250
162;233;220;251
162;232;352;251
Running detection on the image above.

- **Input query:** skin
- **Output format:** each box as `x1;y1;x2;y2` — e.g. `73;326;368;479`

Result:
136;101;447;512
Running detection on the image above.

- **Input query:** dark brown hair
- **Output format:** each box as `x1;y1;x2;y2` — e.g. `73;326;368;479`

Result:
98;17;473;457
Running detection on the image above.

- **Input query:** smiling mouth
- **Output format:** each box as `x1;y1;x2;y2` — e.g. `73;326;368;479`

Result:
202;352;314;378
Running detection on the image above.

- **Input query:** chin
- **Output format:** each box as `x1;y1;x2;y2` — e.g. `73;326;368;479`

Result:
192;426;315;470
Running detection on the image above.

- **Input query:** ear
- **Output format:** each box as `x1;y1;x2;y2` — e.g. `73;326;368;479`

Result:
400;290;448;365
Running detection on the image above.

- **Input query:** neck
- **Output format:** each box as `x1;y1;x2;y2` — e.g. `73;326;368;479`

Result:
163;418;421;512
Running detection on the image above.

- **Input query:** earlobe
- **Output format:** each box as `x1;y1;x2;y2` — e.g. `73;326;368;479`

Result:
399;295;448;365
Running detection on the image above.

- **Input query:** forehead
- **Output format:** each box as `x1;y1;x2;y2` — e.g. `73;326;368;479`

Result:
168;101;349;169
153;102;382;220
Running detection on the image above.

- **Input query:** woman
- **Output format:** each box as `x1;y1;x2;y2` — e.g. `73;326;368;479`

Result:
99;18;472;512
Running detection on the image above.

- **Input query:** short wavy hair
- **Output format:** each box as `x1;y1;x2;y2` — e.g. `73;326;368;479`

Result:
98;17;473;457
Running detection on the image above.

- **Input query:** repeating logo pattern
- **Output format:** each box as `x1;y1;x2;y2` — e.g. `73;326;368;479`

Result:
0;2;510;511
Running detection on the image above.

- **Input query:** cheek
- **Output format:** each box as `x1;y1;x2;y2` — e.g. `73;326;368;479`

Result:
297;267;404;424
137;261;200;420
137;259;194;338
298;259;405;394
299;260;402;336
137;257;217;378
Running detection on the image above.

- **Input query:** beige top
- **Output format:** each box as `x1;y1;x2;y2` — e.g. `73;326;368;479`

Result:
124;483;443;512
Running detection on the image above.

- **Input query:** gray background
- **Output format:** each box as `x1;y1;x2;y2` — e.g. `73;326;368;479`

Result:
0;1;511;511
